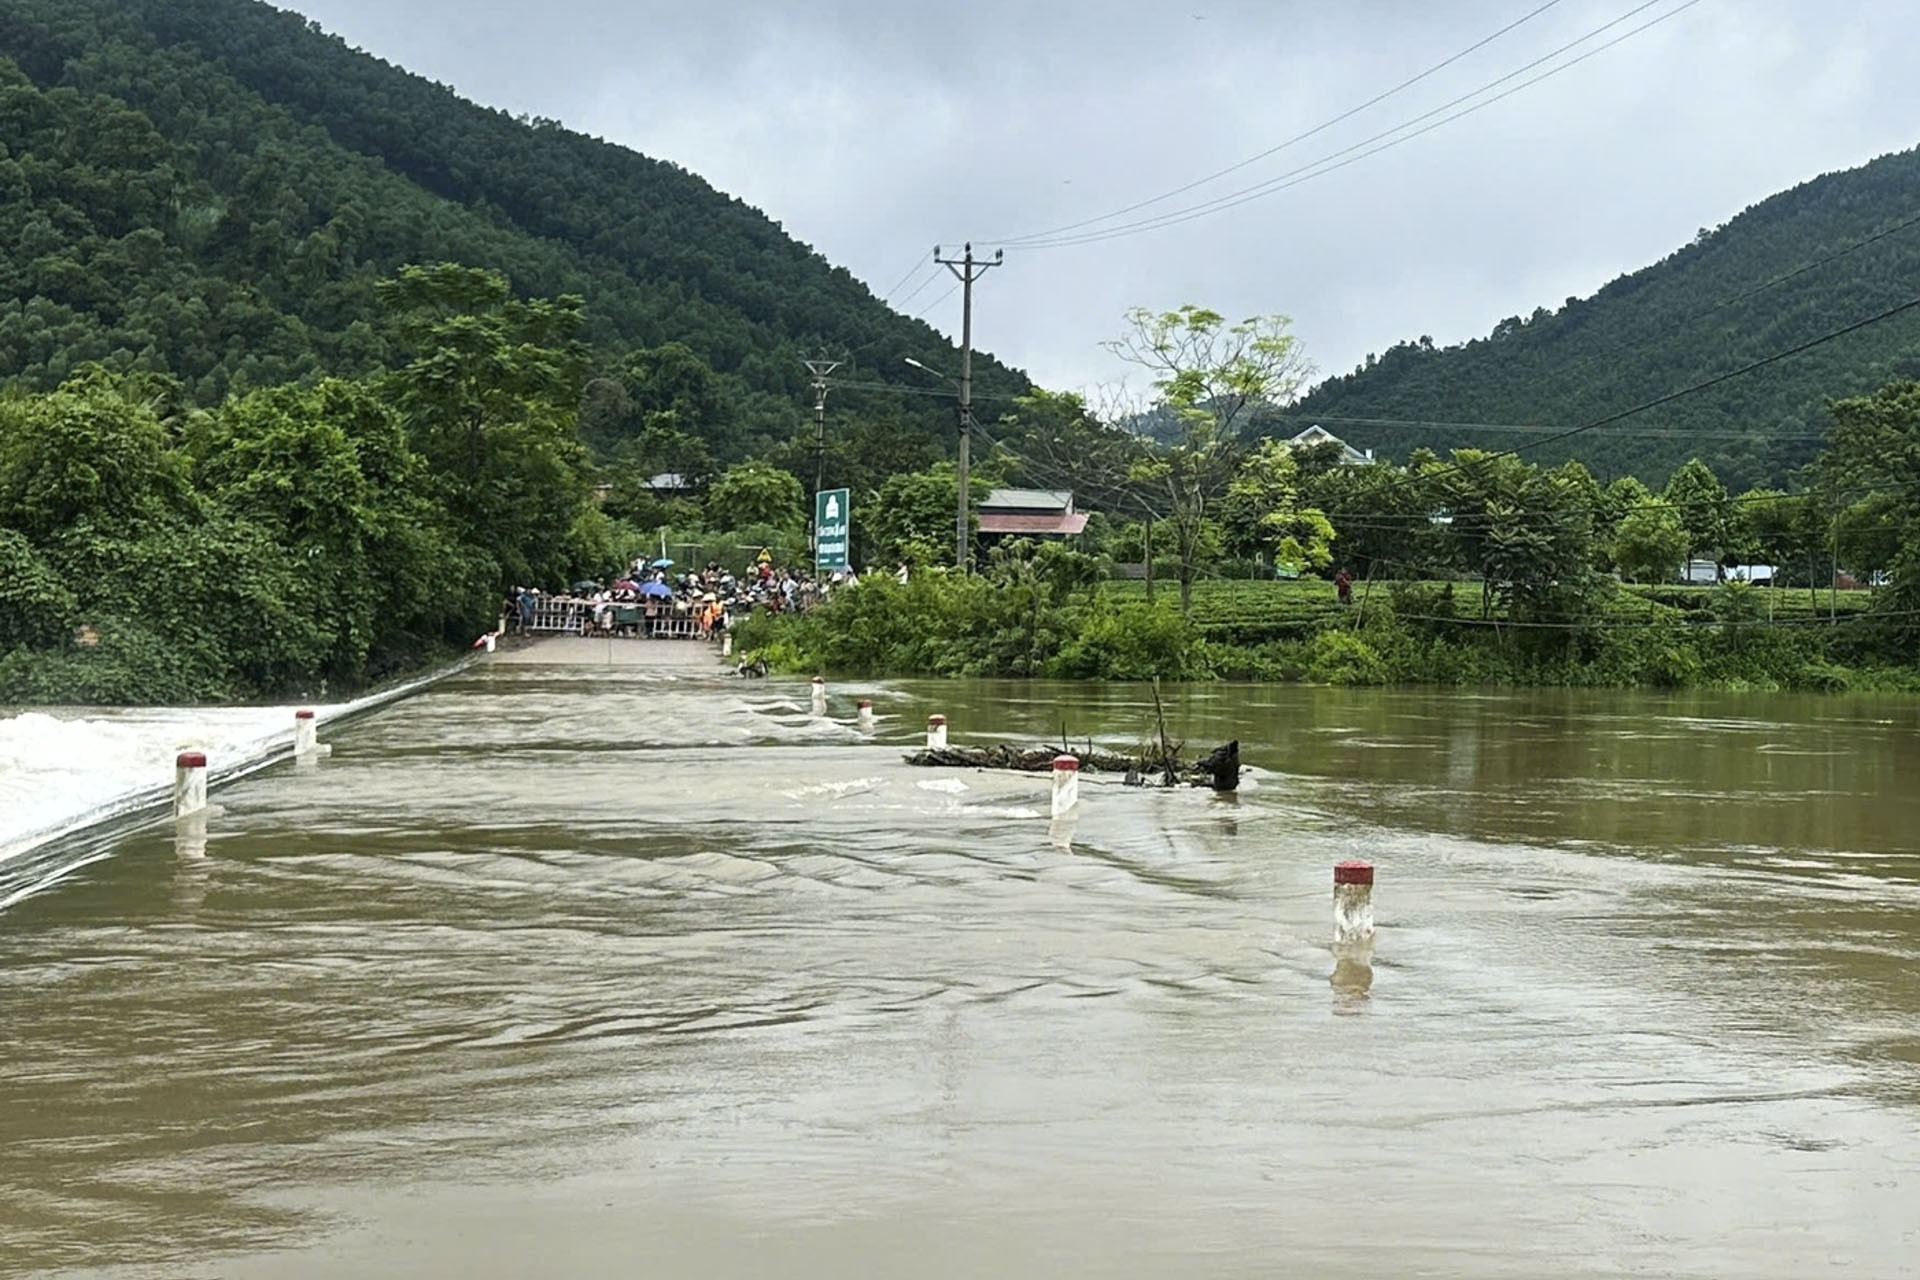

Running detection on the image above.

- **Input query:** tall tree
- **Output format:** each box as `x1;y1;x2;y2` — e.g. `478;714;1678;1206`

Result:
1613;498;1688;584
1103;305;1314;612
1821;379;1920;638
705;460;804;533
1219;439;1335;574
866;463;991;569
1662;457;1731;575
378;263;591;588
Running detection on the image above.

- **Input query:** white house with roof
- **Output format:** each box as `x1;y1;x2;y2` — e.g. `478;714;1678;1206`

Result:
1286;424;1374;465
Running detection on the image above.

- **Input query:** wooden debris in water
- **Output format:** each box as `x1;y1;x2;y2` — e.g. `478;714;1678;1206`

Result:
904;739;1241;792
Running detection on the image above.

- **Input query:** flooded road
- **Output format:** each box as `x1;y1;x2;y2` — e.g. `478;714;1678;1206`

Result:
3;658;1917;1278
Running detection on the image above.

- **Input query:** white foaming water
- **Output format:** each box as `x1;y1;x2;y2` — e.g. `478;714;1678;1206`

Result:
0;666;456;877
0;705;335;868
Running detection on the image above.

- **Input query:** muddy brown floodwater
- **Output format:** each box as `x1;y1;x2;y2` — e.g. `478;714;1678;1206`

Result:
3;654;1918;1278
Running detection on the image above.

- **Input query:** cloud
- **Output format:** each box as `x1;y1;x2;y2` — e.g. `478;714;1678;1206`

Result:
289;0;1920;395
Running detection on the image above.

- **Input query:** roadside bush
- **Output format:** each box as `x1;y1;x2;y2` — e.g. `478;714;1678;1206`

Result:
0;618;231;704
1793;659;1853;693
1050;599;1209;681
1306;630;1389;685
0;528;77;648
1590;624;1702;688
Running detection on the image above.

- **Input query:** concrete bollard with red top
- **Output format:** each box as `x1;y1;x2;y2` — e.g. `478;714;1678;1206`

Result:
926;714;948;749
811;676;828;716
174;751;208;819
1050;754;1080;819
1333;860;1375;947
293;708;333;761
857;699;875;731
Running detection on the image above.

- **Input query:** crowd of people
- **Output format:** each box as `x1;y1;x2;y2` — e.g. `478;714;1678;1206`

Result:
503;550;879;638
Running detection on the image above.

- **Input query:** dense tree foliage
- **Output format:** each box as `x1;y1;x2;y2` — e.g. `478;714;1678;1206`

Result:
745;388;1918;689
0;0;1025;462
0;263;772;703
1292;145;1920;489
705;460;804;534
1821;379;1920;645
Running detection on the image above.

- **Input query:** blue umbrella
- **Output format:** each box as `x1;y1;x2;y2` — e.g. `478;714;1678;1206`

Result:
649;558;675;568
639;581;674;598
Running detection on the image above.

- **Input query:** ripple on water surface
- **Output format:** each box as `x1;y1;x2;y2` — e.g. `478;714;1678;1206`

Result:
2;670;1917;1278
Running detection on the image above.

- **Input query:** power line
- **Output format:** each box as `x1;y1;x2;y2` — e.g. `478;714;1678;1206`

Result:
1265;411;1827;442
996;0;1697;251
1705;206;1920;314
987;0;1568;246
969;386;1889;534
836;223;1920;526
877;256;937;304
1306;290;1920;522
911;281;960;321
1100;556;1890;634
1466;293;1920;462
895;269;946;309
828;378;966;399
1323;479;1892;534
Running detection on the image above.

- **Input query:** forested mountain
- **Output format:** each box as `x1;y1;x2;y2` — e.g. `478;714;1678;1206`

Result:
0;0;1024;462
1291;145;1920;490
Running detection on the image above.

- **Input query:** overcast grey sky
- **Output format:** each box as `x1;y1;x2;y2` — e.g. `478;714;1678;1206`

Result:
284;0;1918;395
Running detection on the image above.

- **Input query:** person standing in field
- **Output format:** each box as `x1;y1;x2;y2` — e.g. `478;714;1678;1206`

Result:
1335;568;1353;606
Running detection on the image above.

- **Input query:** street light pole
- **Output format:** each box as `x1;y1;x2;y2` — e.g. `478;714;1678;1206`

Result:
934;243;1001;572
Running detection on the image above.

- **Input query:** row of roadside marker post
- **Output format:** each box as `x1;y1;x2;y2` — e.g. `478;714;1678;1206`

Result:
812;677;1375;954
171;708;329;820
171;684;1377;961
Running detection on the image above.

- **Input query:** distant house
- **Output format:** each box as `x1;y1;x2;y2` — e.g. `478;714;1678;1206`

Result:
1679;562;1777;585
1726;564;1776;585
646;472;699;496
1286;424;1374;465
977;488;1089;545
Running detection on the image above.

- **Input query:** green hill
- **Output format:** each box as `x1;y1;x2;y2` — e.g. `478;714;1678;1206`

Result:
1290;146;1920;490
0;0;1023;459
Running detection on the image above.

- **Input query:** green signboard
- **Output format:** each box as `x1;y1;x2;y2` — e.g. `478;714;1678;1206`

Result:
814;487;851;572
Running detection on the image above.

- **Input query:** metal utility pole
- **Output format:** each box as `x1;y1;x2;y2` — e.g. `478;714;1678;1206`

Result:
934;242;1002;572
803;356;841;556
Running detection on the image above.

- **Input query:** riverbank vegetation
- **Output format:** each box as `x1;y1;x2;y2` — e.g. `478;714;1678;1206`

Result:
737;557;1917;693
741;369;1920;692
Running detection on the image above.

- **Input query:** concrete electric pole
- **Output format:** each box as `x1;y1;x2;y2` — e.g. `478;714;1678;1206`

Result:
803;356;841;557
933;243;1001;572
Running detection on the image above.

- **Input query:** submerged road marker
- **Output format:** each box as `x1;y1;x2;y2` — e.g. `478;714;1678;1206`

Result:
293;708;332;760
173;751;208;819
926;714;948;749
1050;754;1080;818
1333;860;1375;946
